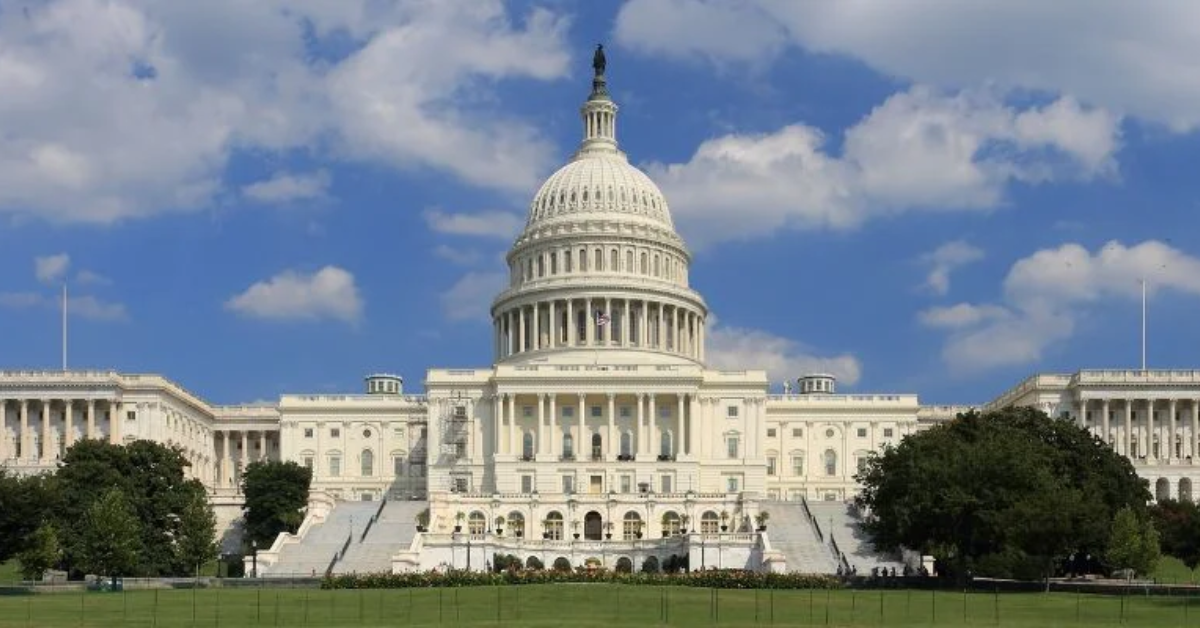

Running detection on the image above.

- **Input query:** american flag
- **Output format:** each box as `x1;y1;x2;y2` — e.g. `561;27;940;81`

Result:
595;310;610;326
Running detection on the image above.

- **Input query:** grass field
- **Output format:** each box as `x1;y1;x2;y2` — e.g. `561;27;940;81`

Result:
0;584;1198;627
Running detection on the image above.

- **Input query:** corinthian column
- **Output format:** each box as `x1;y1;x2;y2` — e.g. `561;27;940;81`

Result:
40;400;51;462
64;400;74;449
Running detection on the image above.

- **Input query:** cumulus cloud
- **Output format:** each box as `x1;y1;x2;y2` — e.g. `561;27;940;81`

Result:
615;0;1200;131
35;253;71;284
424;209;523;239
646;86;1119;247
242;170;331;204
920;240;985;295
705;316;861;386
225;266;363;324
919;240;1199;371
0;0;571;224
440;271;506;321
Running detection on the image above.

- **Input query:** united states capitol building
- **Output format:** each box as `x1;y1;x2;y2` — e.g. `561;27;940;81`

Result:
2;51;1198;576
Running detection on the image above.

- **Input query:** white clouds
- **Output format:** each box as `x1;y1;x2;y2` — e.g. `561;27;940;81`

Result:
423;209;523;240
0;0;571;224
706;317;861;386
920;241;984;295
439;271;506;321
225;266;363;324
35;253;71;283
242;170;331;204
614;0;1200;131
920;240;1200;372
433;245;483;266
648;87;1120;247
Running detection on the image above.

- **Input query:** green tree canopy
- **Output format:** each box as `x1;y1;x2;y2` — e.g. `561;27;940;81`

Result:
77;487;142;587
1149;499;1200;569
241;460;312;550
0;470;60;564
855;406;1149;580
175;489;219;575
1109;506;1160;578
16;522;62;580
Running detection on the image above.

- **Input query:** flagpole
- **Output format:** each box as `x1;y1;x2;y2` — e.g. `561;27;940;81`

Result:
1141;278;1147;371
62;282;68;371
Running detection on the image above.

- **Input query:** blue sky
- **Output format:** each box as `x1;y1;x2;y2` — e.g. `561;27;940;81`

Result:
2;0;1200;405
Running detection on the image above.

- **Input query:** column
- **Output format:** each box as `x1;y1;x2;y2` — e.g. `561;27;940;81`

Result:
86;400;95;439
240;431;248;487
699;319;706;362
0;401;7;462
549;300;557;347
1101;399;1110;450
623;300;631;347
532;302;540;350
636;394;645;456
63;400;74;449
507;394;516;456
604;298;612;343
492;394;502;456
506;311;515;356
649;394;658;458
585;298;594;345
640;301;648;346
676;395;684;457
567;299;576;346
260;431;267;461
1193;400;1200;461
19;400;29;460
217;432;227;487
1147;399;1155;460
109;400;122;445
1124;400;1133;457
518;307;526;353
576;394;585;459
40;400;51;462
1170;399;1178;462
548;394;558;459
606;394;616;460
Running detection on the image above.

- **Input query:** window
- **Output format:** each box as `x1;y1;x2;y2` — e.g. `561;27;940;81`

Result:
824;450;837;476
620;432;632;457
562;475;575;494
883;428;894;438
468;512;486;535
453;477;468;493
767;456;777;476
727;406;739;419
565;250;573;272
393;427;405;439
331;428;341;438
825;429;835;438
792;455;805;476
329;456;341;477
856;428;867;438
620;475;632;493
363;428;372;438
591;406;602;418
659;406;670;419
304;428;314;438
792;428;803;438
303;456;314;469
361;449;374;476
856;457;869;472
620;406;631;418
521;475;534;494
726;477;739;493
591;433;602;460
563;434;574;459
661;475;672;493
726;436;739;459
660;432;673;458
523;406;533;418
393;456;405;475
563;406;574;418
126;410;136;422
622;512;642;540
700;512;719;534
522;432;535;460
662;511;681;535
767;428;777;438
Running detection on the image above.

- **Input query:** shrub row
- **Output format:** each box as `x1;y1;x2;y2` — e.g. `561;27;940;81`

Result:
323;569;842;590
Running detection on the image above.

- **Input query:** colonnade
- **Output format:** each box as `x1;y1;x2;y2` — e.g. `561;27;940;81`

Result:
213;429;275;490
0;397;122;463
494;296;705;361
1081;398;1200;462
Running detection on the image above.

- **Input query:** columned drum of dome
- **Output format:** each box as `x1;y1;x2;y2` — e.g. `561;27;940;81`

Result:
491;50;708;365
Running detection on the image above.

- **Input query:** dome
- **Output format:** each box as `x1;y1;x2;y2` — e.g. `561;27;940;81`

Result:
525;152;675;231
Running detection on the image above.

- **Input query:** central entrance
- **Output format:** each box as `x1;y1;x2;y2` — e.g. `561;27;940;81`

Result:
584;511;603;540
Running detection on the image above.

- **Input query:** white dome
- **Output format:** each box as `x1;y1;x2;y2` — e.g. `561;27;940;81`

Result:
525;153;675;231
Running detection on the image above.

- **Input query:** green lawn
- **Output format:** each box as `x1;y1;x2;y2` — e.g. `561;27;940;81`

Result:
0;584;1197;627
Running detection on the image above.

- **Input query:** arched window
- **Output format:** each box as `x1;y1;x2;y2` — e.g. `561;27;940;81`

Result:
522;432;534;460
591;433;602;460
622;511;642;540
653;254;660;277
565;250;573;272
507;511;526;536
545;511;564;540
824;449;838;476
594;248;603;271
468;511;486;535
537;256;544;277
610;249;619;271
360;449;374;477
625;250;633;273
700;511;720;534
579;248;588;271
563;433;575;459
662;511;681;535
640;252;648;274
550;252;558;274
620;431;632;457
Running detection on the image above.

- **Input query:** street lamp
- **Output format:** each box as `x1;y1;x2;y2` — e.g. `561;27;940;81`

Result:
250;539;258;578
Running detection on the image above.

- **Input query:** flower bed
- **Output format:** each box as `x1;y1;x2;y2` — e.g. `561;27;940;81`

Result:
323;569;841;590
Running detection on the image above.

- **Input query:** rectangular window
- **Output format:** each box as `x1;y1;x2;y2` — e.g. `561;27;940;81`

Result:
304;428;314;438
856;428;867;438
393;457;405;475
453;477;468;493
767;428;777;438
562;475;575;494
620;475;632;493
521;475;533;494
857;457;869;472
659;406;670;419
883;428;894;438
792;456;805;476
126;411;136;422
726;477;739;493
331;428;341;438
767;456;777;476
563;406;574;418
329;456;341;477
303;456;313;469
660;475;672;494
727;406;739;419
727;437;739;459
591;406;602;417
792;428;803;438
522;406;533;418
620;406;631;418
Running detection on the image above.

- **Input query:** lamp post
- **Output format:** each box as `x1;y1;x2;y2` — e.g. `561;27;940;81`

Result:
251;539;258;578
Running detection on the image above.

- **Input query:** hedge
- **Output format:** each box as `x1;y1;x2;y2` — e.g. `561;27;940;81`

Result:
323;569;842;590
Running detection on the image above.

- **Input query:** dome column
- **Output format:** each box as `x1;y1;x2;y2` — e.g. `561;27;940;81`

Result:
623;300;631;348
549;300;557;348
532;303;541;350
567;299;576;346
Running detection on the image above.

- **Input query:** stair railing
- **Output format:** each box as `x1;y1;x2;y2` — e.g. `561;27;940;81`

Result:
360;498;387;543
324;531;354;578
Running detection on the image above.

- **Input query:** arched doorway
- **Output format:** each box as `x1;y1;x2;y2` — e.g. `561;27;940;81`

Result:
615;557;633;573
584;511;603;540
1181;478;1194;502
1156;477;1171;501
552;557;572;572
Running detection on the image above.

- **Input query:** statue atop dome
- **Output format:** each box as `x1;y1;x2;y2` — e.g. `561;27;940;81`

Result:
592;44;606;77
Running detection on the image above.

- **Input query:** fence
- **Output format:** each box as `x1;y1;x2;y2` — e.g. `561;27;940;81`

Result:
0;582;1198;627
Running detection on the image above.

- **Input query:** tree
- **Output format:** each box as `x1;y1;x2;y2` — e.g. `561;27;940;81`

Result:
856;407;1150;582
241;460;312;550
0;470;60;564
1150;499;1200;569
175;490;219;576
16;522;62;580
1109;506;1160;578
77;488;142;588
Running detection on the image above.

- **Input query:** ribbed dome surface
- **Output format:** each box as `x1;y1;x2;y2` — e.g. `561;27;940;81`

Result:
525;153;675;230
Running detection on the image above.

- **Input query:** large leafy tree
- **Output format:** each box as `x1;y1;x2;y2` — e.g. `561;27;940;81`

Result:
856;406;1149;581
241;460;312;550
1150;499;1200;569
0;470;60;564
77;487;142;588
175;490;219;576
1109;506;1161;578
16;522;62;580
